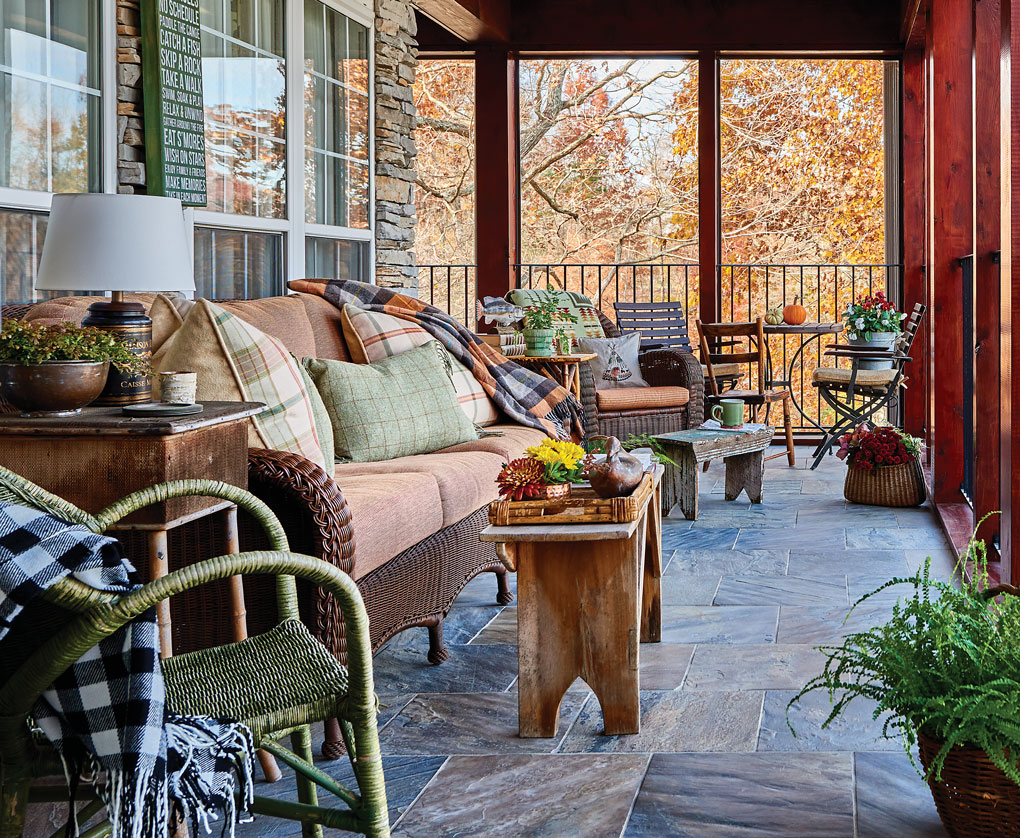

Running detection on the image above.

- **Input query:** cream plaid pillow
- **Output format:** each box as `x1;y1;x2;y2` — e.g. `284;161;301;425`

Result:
340;304;500;427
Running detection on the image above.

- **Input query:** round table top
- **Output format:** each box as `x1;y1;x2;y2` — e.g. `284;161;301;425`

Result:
762;321;843;335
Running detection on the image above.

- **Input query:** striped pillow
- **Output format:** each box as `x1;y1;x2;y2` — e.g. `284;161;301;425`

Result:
340;304;501;427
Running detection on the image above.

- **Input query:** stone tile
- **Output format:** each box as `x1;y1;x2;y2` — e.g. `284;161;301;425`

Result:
662;526;740;551
377;694;416;729
660;605;778;644
714;575;848;606
893;504;940;527
451;571;516;607
660;573;723;606
379;691;588;755
688;507;798;529
373;644;518;694
684;644;826;691
759;690;898;751
666;548;788;576
624;752;855;837
638;643;695;690
856;752;948;837
734;525;847;550
392;754;649;837
905;549;959;580
796;500;899;527
380;606;505;652
787;549;909;578
776;602;897;644
559;690;763;753
848;574;921;603
712;478;805;495
846;527;950;551
467;608;517;645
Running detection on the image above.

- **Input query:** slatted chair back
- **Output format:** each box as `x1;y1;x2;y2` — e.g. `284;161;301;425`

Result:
899;302;925;354
696;319;767;398
613;301;696;353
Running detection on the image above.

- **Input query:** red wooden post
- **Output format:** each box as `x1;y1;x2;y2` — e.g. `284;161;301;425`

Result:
975;0;1002;544
475;47;520;307
698;50;720;324
930;0;973;504
901;48;927;440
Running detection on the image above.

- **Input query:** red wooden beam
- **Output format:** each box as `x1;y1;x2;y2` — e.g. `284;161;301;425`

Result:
474;47;519;309
414;0;509;42
974;0;1001;544
901;49;927;440
698;51;720;325
929;0;973;504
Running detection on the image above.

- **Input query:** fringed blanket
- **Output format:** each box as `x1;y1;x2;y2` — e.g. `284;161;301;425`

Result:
0;502;255;838
290;279;586;440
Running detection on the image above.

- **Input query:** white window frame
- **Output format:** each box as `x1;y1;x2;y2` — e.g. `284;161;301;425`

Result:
187;0;376;290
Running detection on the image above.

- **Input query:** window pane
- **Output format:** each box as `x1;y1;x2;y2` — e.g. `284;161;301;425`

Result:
193;227;284;299
306;150;345;227
50;86;90;192
348;160;368;229
0;209;98;303
348;91;368;160
305;236;367;282
346;20;368;93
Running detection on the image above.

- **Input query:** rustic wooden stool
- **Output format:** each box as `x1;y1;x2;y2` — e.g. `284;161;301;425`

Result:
655;426;775;520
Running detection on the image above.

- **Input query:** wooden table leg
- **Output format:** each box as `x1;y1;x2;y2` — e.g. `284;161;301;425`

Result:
641;484;663;643
676;446;699;520
148;530;172;658
517;530;642;738
724;449;766;503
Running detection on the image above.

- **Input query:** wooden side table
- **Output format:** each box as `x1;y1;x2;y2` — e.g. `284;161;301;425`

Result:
481;466;663;738
515;353;597;400
0;401;265;657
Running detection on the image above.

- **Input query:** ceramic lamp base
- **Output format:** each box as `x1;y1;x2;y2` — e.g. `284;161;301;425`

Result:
82;297;152;405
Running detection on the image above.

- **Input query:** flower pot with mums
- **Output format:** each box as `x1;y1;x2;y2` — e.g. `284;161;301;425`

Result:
842;291;908;370
837;424;926;507
522;298;577;358
495;437;587;501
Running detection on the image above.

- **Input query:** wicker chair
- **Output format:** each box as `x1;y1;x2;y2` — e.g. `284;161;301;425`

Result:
579;309;705;439
0;468;389;838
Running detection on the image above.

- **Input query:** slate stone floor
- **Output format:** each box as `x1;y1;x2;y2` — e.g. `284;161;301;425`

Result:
234;448;956;838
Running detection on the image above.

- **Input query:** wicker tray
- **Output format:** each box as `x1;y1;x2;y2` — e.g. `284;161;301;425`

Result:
488;470;654;526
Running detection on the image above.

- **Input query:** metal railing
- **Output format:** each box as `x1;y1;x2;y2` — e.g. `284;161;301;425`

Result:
418;261;903;436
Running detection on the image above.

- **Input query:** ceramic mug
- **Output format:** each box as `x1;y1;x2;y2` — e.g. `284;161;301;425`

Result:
711;398;744;429
159;370;197;405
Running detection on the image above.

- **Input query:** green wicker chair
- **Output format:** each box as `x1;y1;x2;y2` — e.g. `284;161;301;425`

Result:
0;466;389;838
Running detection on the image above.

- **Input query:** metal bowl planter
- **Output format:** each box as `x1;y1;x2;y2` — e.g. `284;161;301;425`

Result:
0;360;110;416
847;332;897;369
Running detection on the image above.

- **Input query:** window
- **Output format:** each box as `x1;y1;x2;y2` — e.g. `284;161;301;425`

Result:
0;0;104;303
194;225;284;298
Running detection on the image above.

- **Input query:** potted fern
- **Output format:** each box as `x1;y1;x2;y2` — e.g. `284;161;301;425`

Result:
522;297;576;358
788;532;1020;836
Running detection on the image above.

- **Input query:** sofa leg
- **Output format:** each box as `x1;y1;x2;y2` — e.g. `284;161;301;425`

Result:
321;717;347;760
495;568;515;605
427;619;449;665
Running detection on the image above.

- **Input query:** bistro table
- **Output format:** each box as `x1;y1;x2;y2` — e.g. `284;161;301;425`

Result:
515;353;597;400
762;321;843;435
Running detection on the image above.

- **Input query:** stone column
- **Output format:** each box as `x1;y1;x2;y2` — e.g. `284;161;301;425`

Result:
116;0;147;194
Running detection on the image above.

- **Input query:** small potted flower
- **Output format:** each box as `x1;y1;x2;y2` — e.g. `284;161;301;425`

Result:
496;437;587;501
841;291;908;369
522;298;577;358
837;423;926;507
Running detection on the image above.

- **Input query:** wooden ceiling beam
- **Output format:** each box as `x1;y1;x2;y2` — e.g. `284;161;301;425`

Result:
901;0;928;49
413;0;509;43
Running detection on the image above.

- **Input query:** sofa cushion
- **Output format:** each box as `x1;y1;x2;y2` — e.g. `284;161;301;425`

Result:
596;386;690;412
217;295;318;359
340;304;500;426
304;343;478;463
152;299;330;470
338;471;445;579
336;450;505;528
297;293;352;361
436;423;547;462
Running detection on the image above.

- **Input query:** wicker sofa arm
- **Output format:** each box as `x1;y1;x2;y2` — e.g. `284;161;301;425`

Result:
638;348;706;427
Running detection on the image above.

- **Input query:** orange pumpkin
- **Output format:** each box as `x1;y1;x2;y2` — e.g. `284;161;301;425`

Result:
783;296;807;325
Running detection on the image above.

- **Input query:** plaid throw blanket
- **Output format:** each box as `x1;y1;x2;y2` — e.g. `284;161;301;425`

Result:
0;502;255;838
290;279;586;439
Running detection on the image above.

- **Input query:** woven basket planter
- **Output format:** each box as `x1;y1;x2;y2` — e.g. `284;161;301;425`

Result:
844;458;926;507
918;731;1020;838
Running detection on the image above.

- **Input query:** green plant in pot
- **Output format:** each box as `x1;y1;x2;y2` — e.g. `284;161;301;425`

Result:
522;298;576;358
0;320;150;416
841;291;907;370
788;527;1020;835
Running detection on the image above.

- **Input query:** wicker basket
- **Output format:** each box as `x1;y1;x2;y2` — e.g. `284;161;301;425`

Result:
918;731;1020;837
843;458;926;507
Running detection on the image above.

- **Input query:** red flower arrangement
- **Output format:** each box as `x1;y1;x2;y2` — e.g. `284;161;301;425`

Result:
836;424;924;472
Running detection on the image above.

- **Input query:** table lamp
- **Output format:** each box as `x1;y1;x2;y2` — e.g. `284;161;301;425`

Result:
36;194;195;405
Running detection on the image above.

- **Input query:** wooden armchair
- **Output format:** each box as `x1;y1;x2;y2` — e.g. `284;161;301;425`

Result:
0;468;389;838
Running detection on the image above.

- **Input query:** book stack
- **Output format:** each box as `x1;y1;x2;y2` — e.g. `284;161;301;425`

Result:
478;332;527;358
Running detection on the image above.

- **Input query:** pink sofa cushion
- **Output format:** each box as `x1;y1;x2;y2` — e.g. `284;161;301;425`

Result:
436;424;547;462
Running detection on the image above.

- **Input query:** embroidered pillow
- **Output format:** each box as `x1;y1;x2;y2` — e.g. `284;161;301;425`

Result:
506;288;606;343
152;298;330;470
577;333;648;390
303;342;479;463
340;304;500;427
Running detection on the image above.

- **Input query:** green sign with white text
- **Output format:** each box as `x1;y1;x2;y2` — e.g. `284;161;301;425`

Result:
140;0;206;206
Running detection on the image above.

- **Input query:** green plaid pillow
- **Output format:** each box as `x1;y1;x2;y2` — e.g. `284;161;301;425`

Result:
303;342;478;463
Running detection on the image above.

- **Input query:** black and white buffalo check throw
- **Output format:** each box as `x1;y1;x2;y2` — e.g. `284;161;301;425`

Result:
0;502;255;838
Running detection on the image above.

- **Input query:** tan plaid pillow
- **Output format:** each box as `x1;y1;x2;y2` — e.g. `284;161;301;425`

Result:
340;304;500;426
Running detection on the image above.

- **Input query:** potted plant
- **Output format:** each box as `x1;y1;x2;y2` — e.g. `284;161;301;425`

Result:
788;536;1020;837
841;291;907;369
837;423;926;507
496;437;586;501
0;321;149;416
522;298;577;358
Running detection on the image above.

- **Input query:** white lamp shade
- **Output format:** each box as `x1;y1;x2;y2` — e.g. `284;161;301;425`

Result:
36;194;195;293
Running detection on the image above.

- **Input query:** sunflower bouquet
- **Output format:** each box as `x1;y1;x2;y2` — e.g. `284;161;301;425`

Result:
496;437;587;501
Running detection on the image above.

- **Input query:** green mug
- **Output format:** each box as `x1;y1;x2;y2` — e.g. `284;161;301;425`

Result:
711;398;745;429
